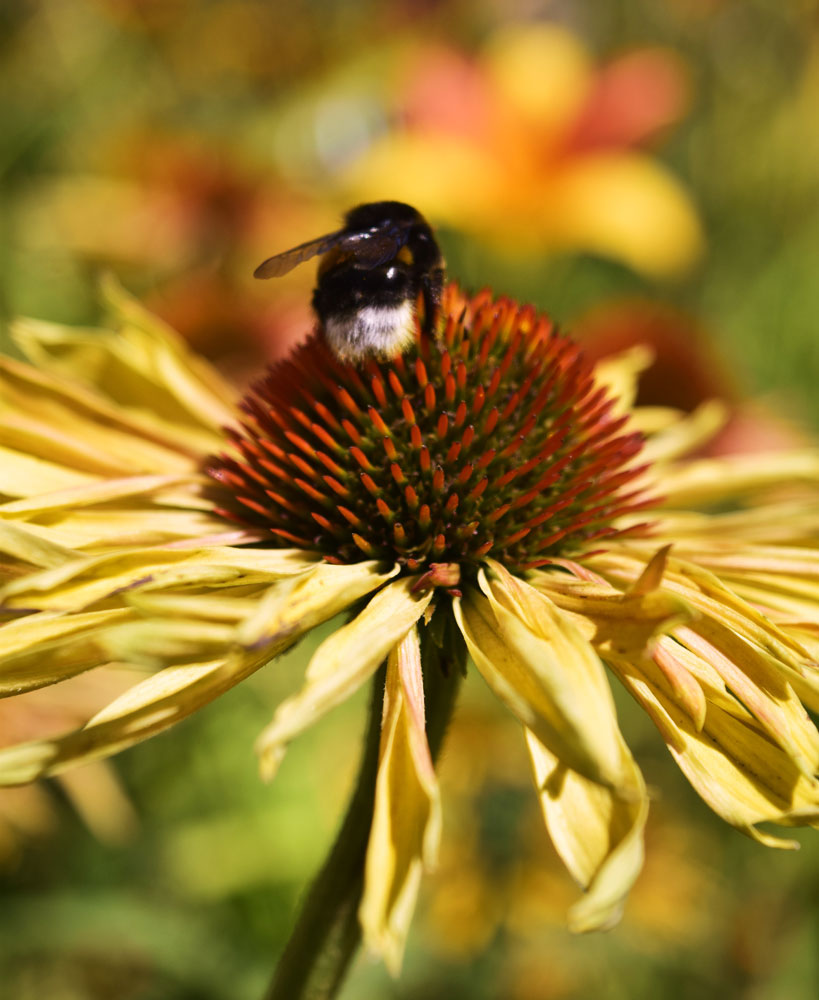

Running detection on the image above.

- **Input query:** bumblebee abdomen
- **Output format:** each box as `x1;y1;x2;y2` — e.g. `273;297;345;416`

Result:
324;300;416;362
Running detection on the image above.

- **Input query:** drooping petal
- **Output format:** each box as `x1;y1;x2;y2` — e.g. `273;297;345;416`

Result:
526;726;648;932
782;627;819;713
2;338;224;466
650;637;710;730
612;659;819;846
593;547;813;668
453;569;627;791
674;623;819;778
360;626;441;975
532;548;702;728
588;549;819;776
256;578;433;780
666;543;819;579
648;541;819;631
89;617;238;669
649;501;819;547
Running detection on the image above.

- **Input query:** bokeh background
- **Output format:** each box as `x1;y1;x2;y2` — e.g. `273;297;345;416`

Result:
2;1;819;998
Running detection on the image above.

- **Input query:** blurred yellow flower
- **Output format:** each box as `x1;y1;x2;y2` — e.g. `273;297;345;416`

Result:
1;279;818;979
339;25;703;277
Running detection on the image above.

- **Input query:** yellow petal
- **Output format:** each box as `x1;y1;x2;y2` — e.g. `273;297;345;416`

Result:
653;543;819;578
588;548;819;774
17;507;228;550
12;276;238;435
589;549;812;675
122;588;266;623
0;609;135;694
650;637;709;730
651;501;819;546
614;661;819;846
454;571;626;791
674;623;819;778
0;649;270;786
94;618;237;669
640;400;729;465
779;627;819;713
100;274;240;428
0;444;96;499
658;451;819;507
3;329;227;459
0;356;201;475
526;727;647;932
532;550;702;728
651;635;732;708
0;519;80;568
530;548;691;663
656;548;819;629
360;626;441;975
256;577;432;780
0;474;194;518
1;543;317;613
592;345;655;415
237;560;396;649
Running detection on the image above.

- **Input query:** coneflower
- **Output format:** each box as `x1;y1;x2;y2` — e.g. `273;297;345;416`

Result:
1;278;818;1000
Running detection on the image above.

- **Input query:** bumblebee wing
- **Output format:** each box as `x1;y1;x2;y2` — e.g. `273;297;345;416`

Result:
338;229;407;269
253;229;347;279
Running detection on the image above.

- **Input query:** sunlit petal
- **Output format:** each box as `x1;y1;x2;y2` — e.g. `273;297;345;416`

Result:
256;578;433;780
454;570;627;791
526;726;647;932
360;626;441;974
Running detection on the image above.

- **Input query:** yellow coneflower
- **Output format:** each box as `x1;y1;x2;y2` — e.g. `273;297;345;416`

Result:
1;278;818;989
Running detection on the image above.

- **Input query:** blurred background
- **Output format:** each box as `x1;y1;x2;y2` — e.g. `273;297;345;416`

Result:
2;1;819;997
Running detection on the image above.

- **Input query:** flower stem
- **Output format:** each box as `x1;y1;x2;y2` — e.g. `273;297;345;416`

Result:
264;627;464;1000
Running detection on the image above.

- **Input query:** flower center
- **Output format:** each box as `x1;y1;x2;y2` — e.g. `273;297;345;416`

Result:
208;285;653;572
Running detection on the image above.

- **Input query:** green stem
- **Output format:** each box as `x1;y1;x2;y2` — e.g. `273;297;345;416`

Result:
264;629;464;1000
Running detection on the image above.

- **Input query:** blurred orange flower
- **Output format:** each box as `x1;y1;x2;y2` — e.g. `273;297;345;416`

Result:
340;24;703;277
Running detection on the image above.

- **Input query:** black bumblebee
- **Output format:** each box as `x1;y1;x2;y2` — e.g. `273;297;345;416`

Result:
254;201;444;362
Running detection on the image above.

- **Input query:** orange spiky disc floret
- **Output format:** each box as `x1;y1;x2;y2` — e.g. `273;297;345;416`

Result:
208;285;654;572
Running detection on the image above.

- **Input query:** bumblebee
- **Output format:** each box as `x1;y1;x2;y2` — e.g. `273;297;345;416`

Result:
254;201;444;362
